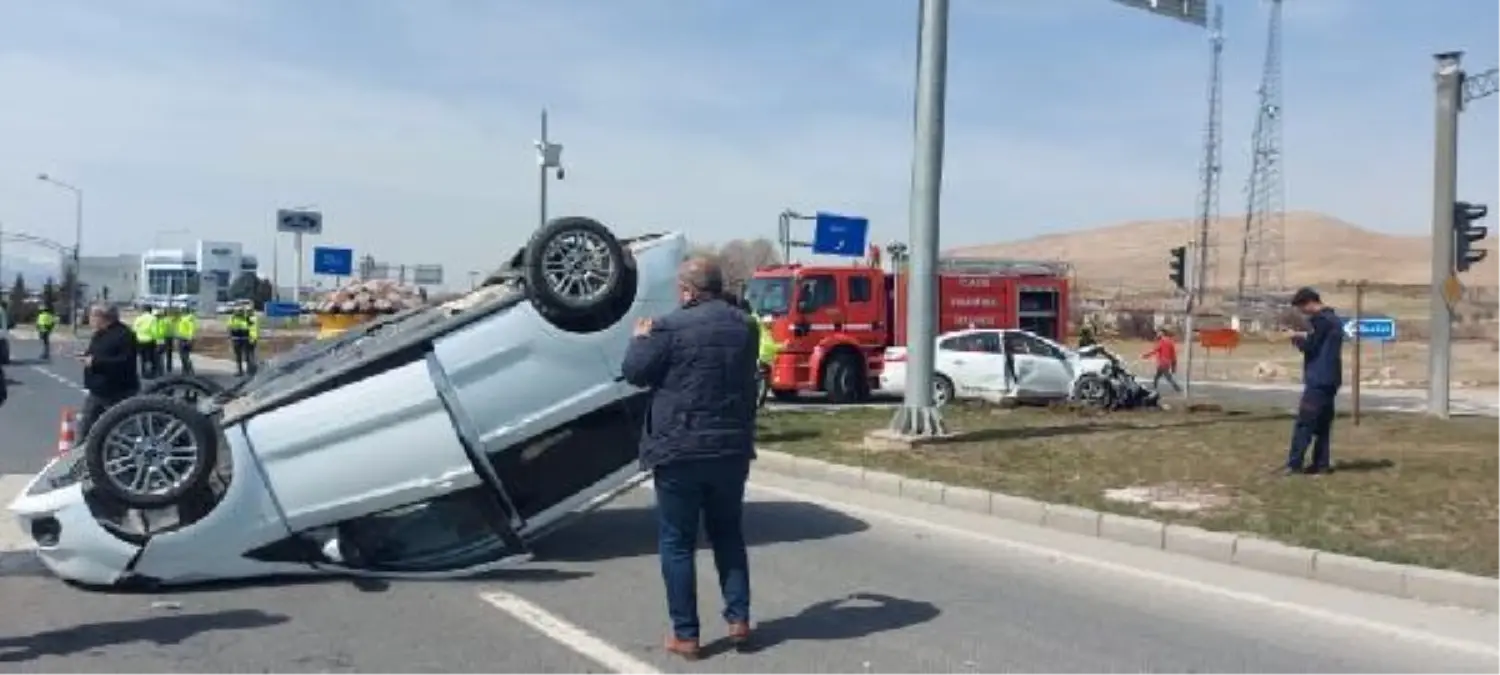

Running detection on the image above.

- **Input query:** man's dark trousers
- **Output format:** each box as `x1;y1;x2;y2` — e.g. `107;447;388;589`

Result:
38;330;51;359
1288;385;1336;471
78;392;131;441
138;342;157;378
161;338;176;373
654;456;751;641
178;341;195;375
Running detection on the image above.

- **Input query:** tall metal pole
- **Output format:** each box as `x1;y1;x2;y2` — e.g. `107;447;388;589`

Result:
539;109;549;230
72;188;83;335
888;0;949;437
1427;51;1463;419
1183;4;1224;403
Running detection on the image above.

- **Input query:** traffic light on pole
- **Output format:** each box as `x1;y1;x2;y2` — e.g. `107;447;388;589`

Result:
1454;201;1489;273
1168;245;1187;290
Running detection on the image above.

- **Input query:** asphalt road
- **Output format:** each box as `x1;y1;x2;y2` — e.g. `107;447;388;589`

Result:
3;336;1497;672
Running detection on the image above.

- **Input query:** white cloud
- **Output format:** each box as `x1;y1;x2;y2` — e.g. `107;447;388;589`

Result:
0;0;1494;287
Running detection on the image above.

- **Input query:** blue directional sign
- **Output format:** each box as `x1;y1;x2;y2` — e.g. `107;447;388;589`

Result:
312;246;354;276
264;301;302;318
810;212;870;257
1343;316;1397;342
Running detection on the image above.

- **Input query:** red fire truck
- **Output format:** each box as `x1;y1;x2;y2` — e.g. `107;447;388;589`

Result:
743;255;1070;403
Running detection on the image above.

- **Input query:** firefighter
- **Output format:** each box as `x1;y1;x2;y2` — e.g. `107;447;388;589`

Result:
228;306;260;376
175;305;198;375
35;305;57;360
132;307;160;378
157;305;177;374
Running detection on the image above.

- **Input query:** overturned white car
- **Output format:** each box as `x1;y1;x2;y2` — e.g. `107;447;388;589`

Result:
9;217;683;588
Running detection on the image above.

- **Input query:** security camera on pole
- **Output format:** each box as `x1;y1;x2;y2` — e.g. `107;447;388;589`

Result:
535;109;565;229
275;207;323;307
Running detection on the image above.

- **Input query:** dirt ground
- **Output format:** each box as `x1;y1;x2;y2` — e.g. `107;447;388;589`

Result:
758;404;1499;577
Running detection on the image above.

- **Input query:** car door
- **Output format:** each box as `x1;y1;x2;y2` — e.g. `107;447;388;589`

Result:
1010;332;1075;399
243;353;532;576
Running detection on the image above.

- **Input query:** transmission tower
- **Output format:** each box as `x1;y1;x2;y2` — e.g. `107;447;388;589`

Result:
1191;5;1225;306
1234;0;1287;307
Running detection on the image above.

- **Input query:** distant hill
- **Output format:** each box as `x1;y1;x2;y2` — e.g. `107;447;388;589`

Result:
0;255;61;289
946;211;1500;292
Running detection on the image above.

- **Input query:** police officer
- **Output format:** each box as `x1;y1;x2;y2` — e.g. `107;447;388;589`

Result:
228;306;260;376
35;305;57;360
175;306;198;375
157;305;177;374
132;307;160;379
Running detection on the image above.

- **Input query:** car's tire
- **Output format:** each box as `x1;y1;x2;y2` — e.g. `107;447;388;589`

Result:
84;395;220;509
523;217;633;328
1072;373;1114;408
141;374;225;406
822;352;865;404
0;339;10;365
932;373;955;407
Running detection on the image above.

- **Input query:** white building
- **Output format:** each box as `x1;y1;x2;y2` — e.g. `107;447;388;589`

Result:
76;254;142;305
138;240;259;308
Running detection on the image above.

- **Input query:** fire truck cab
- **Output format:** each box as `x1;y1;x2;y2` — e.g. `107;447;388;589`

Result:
744;264;886;404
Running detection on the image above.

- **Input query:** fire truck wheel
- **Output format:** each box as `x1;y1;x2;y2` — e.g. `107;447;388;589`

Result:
822;352;865;404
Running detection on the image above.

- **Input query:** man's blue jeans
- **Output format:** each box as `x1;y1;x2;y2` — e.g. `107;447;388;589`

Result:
1288;385;1337;471
654;456;751;640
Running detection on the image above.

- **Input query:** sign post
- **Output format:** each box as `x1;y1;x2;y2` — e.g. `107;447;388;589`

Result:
810;213;871;257
312;246;354;287
276;209;323;306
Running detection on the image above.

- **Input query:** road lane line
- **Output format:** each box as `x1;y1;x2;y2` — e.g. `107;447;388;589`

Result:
478;589;661;674
730;481;1500;659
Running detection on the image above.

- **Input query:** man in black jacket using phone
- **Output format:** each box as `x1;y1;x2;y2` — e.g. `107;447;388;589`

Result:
1285;287;1344;476
78;305;140;440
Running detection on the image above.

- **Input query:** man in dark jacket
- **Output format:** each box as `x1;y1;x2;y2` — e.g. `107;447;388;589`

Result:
78;304;140;440
621;257;759;661
1285;287;1344;475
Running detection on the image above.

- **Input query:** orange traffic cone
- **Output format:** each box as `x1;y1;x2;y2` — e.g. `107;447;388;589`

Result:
57;407;77;455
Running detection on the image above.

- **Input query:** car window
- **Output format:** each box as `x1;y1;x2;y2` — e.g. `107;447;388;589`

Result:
846;276;872;303
796;275;838;312
1016;333;1065;360
939;334;987;352
973;331;1002;353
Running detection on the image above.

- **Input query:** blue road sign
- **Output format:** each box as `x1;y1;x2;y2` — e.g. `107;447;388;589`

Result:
264;301;302;318
811;212;870;257
1343;316;1397;342
312;246;354;276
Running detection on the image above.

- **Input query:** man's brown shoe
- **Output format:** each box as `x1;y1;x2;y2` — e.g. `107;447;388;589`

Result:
663;635;700;661
728;621;752;645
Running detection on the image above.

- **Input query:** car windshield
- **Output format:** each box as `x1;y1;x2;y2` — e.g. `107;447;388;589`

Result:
744;277;792;317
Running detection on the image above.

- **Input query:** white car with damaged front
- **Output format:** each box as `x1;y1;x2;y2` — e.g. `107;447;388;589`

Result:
9;217;682;589
880;328;1113;406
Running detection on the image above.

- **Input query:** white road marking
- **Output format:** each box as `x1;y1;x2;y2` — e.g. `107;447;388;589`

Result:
743;480;1500;659
27;366;86;394
478;589;662;674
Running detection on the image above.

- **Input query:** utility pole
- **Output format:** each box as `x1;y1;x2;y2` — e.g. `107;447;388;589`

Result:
888;0;950;437
535;109;565;230
1183;3;1224;402
1427;52;1464;418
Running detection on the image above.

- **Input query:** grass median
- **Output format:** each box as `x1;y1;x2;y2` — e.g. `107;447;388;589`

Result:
758;403;1498;577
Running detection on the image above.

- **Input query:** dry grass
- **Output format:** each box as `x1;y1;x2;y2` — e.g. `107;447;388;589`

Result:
194;334;305;361
1106;336;1499;387
759;404;1499;576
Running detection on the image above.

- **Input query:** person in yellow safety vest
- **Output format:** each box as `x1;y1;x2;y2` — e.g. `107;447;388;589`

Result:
132;308;160;379
756;318;780;367
175;308;198;376
154;305;175;375
35;306;57;360
227;307;260;377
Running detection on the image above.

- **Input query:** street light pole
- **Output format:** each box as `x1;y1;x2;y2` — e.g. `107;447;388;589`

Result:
888;0;950;438
535;109;565;230
37;173;84;335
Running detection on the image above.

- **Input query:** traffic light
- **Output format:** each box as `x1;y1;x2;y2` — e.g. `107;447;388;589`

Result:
1454;201;1489;273
1168;245;1187;290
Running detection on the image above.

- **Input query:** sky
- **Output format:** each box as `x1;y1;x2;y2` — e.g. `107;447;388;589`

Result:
0;0;1496;285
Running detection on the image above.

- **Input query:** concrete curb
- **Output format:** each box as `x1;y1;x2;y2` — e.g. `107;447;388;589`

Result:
754;449;1499;613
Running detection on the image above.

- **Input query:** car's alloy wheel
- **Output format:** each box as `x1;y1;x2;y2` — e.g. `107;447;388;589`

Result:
1074;374;1111;406
540;228;618;306
84;395;219;509
932;375;954;407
